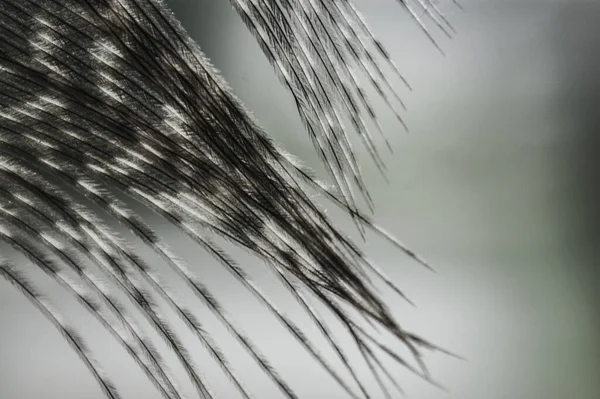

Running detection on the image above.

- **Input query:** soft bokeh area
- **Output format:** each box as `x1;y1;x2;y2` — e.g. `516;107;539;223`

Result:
1;1;598;398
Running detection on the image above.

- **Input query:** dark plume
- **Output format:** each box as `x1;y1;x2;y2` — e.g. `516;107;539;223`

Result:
0;0;460;398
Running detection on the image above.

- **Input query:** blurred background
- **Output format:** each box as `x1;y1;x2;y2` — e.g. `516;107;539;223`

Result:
1;0;598;398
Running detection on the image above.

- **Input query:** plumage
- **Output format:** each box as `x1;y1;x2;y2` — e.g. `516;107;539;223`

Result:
0;0;460;398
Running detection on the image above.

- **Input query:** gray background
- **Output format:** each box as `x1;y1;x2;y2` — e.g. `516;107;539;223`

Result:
1;0;598;398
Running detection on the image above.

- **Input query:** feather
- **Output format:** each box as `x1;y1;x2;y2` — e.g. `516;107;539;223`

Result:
0;0;461;398
0;259;123;399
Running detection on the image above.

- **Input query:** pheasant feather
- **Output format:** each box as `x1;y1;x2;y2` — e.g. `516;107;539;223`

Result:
0;0;460;398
